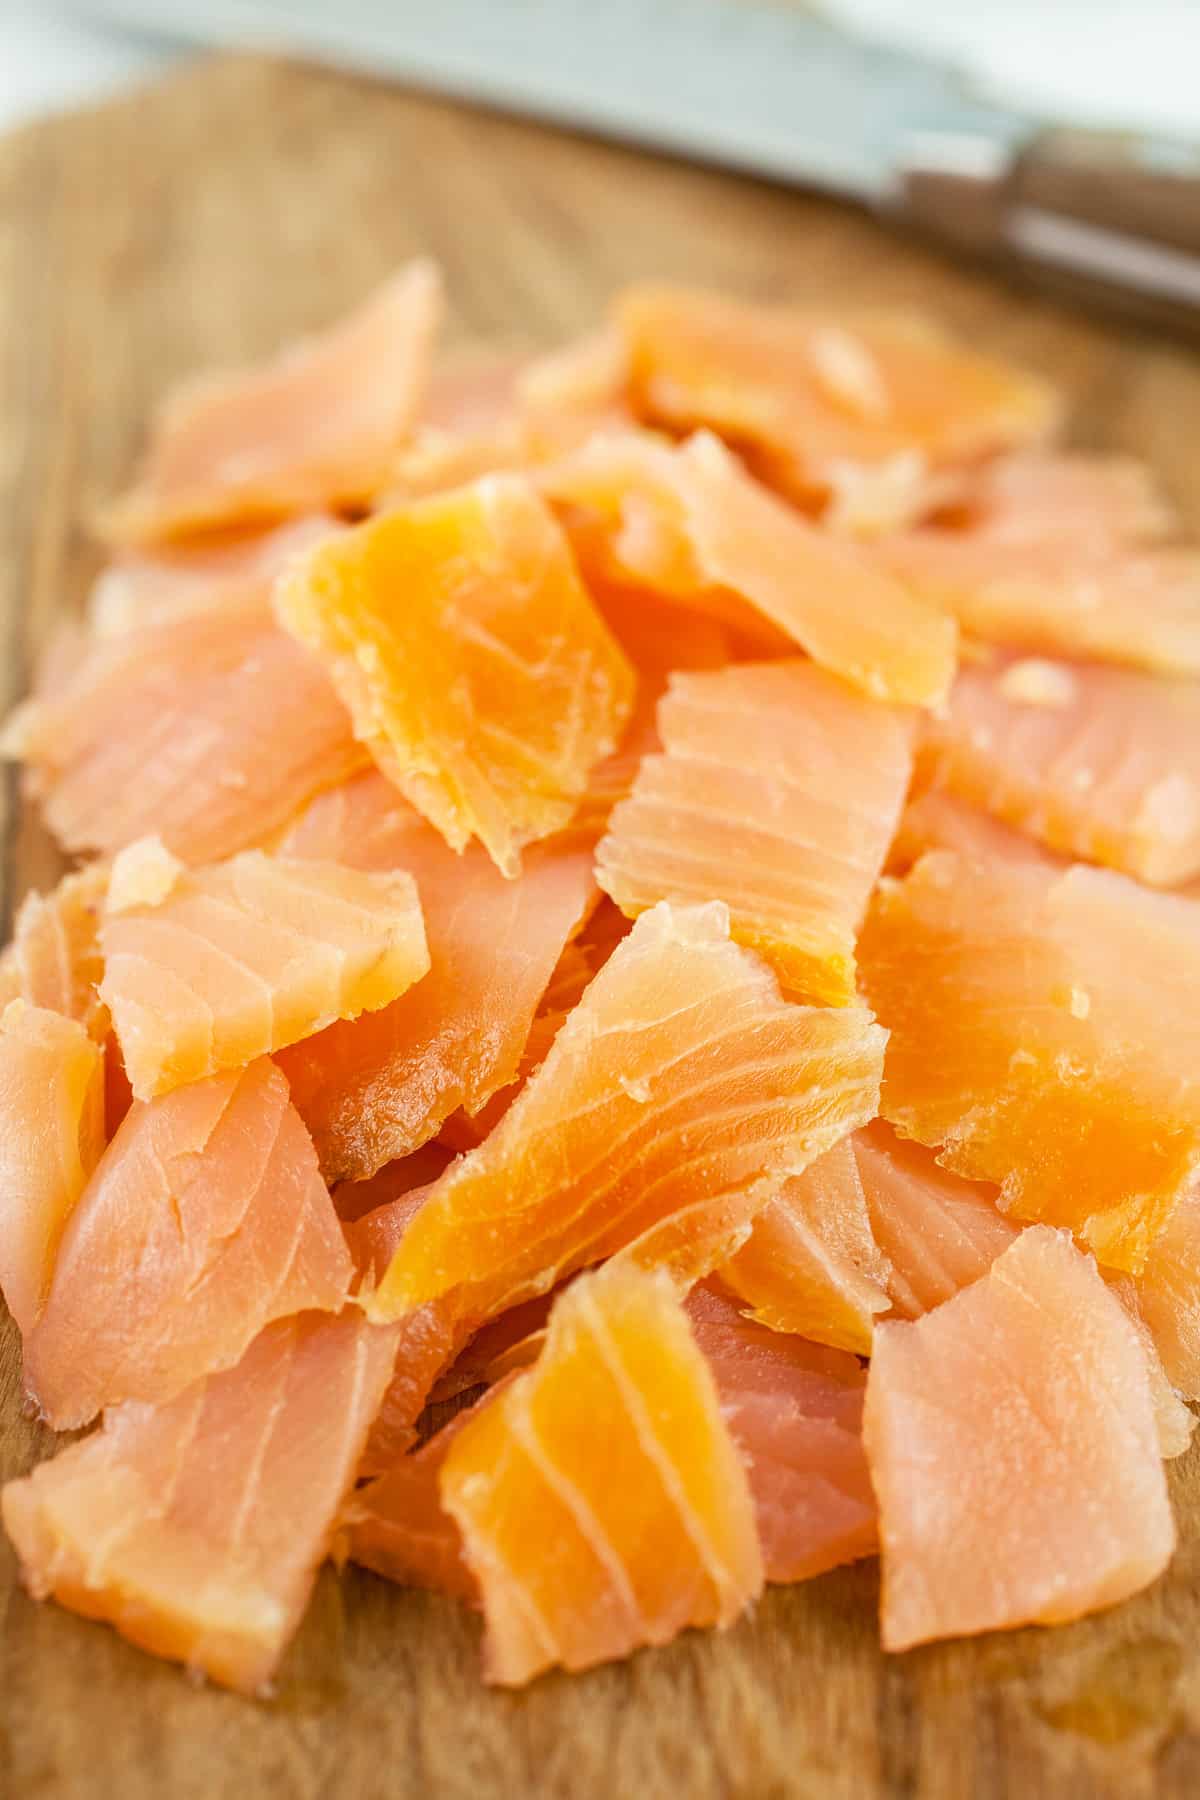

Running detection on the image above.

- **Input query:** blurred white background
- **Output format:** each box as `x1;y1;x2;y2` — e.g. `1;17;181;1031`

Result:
2;1;1196;139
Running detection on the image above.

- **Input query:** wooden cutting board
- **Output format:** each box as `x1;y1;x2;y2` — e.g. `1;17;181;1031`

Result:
1;51;1199;1800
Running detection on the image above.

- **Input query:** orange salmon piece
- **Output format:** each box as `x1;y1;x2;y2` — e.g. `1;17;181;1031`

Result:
440;1261;762;1685
2;599;365;866
865;1227;1175;1651
24;1059;351;1427
275;771;596;1180
880;537;1200;676
346;1400;483;1604
371;900;886;1328
614;285;1059;504
88;515;341;637
102;262;442;544
99;841;429;1101
924;654;1200;887
852;1120;1020;1316
685;1283;877;1583
275;475;635;876
597;660;915;1004
3;1310;399;1693
542;430;956;706
888;787;1064;875
859;854;1200;1273
0;863;110;1038
0;1002;105;1334
717;1136;891;1355
945;450;1177;546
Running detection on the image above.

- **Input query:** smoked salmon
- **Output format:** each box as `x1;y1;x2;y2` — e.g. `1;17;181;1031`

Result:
99;841;430;1100
24;1058;351;1427
2;599;366;866
370;900;886;1328
103;262;442;544
924;654;1200;887
865;1227;1175;1651
597;659;915;1004
440;1260;762;1685
859;853;1200;1272
275;474;635;875
3;1309;399;1692
275;771;596;1180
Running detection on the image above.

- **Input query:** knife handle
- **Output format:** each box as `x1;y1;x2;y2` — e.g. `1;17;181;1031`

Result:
897;128;1200;333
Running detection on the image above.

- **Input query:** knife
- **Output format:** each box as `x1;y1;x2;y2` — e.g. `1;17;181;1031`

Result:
75;0;1200;327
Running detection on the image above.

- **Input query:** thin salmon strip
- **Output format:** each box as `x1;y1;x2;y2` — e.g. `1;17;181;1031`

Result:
89;514;340;638
946;450;1177;545
685;1284;877;1583
716;1137;892;1356
1131;1191;1200;1403
0;863;110;1037
2;599;366;866
346;1400;484;1603
865;1227;1175;1652
275;771;596;1181
614;285;1060;506
923;654;1200;887
102;263;442;544
853;1121;1019;1318
859;853;1200;1273
98;841;429;1101
370;900;885;1329
541;430;957;706
597;660;915;1004
888;787;1065;874
0;1002;105;1334
332;1141;457;1225
274;475;635;876
879;531;1200;676
24;1059;352;1428
440;1261;762;1685
3;1310;399;1693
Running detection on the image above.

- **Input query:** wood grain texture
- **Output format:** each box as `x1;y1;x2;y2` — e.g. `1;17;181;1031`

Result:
2;51;1200;1800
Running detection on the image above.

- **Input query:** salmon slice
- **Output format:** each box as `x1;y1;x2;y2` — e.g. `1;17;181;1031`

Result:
439;1261;762;1685
0;863;110;1038
923;654;1200;887
596;660;916;1004
685;1283;877;1583
716;1137;892;1355
1131;1188;1200;1402
346;1400;484;1603
541;430;957;707
351;1277;876;1604
864;1227;1175;1651
853;1120;1018;1317
102;262;442;544
3;1309;399;1693
944;450;1177;546
333;1142;457;1224
275;771;596;1180
879;531;1200;676
371;899;886;1328
88;516;341;637
24;1058;352;1428
613;285;1059;506
0;1002;105;1334
859;853;1200;1272
888;787;1064;874
2;599;366;866
274;475;635;876
98;841;429;1101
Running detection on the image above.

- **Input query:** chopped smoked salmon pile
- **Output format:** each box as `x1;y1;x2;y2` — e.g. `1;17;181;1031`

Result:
0;264;1197;1697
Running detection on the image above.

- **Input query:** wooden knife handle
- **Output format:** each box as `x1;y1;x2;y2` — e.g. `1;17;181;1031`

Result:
897;128;1200;332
